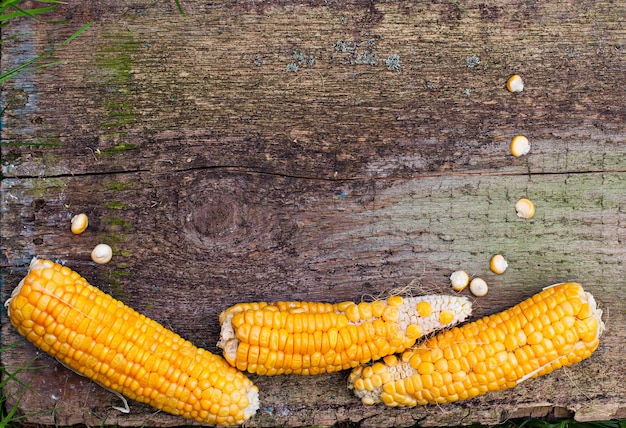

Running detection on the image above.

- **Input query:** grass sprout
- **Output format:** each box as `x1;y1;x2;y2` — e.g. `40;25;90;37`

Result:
174;0;186;16
0;341;48;426
0;0;63;26
0;21;93;85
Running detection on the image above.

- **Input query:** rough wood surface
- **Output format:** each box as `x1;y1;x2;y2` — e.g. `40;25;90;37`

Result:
1;1;625;426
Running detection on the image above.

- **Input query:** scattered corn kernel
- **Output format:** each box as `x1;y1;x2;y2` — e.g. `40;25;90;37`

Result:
450;270;470;291
506;74;524;93
349;282;604;407
218;294;472;376
469;278;489;297
70;213;89;234
91;243;113;264
5;259;259;426
515;198;536;219
510;135;531;157
489;255;508;275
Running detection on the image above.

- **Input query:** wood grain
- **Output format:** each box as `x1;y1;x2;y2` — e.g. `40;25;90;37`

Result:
1;0;625;426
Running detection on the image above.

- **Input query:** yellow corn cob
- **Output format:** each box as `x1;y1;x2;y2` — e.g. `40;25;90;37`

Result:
217;294;472;375
5;259;259;426
348;282;604;407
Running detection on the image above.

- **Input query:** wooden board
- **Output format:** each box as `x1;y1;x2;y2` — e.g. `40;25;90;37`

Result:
1;1;625;426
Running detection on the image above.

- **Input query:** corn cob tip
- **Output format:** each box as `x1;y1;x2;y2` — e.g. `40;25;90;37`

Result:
348;282;604;407
5;258;45;313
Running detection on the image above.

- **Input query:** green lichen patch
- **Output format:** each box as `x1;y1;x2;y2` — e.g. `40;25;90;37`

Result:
102;142;138;154
106;201;126;211
91;30;139;145
104;217;131;229
105;181;133;192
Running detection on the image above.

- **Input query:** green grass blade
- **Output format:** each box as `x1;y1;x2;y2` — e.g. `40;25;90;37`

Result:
174;0;186;16
0;21;93;84
0;60;64;84
0;5;58;22
58;21;92;46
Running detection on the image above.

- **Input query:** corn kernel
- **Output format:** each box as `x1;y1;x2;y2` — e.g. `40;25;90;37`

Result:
506;74;524;93
515;198;535;219
71;213;89;235
450;270;469;291
510;136;530;157
416;301;432;317
439;311;454;325
91;244;113;264
489;254;508;274
469;278;488;297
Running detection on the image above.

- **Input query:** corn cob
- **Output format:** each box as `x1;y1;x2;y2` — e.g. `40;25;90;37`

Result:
348;282;604;407
5;258;259;426
218;294;472;375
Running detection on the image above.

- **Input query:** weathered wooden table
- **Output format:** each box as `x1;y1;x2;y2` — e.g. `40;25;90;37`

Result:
2;1;625;426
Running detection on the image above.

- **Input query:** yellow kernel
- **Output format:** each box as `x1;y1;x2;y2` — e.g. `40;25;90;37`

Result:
527;331;543;345
336;301;353;312
489;254;508;274
506;74;524;93
504;334;518;351
439;311;454;325
70;213;89;234
510;135;531;157
387;296;404;307
434;358;448;373
382;306;399;323
515;198;535;219
417;361;434;375
91;244;113;264
383;355;398;366
357;302;373;320
406;324;421;339
416;301;432;317
371;300;386;317
577;302;593;320
344;304;361;323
